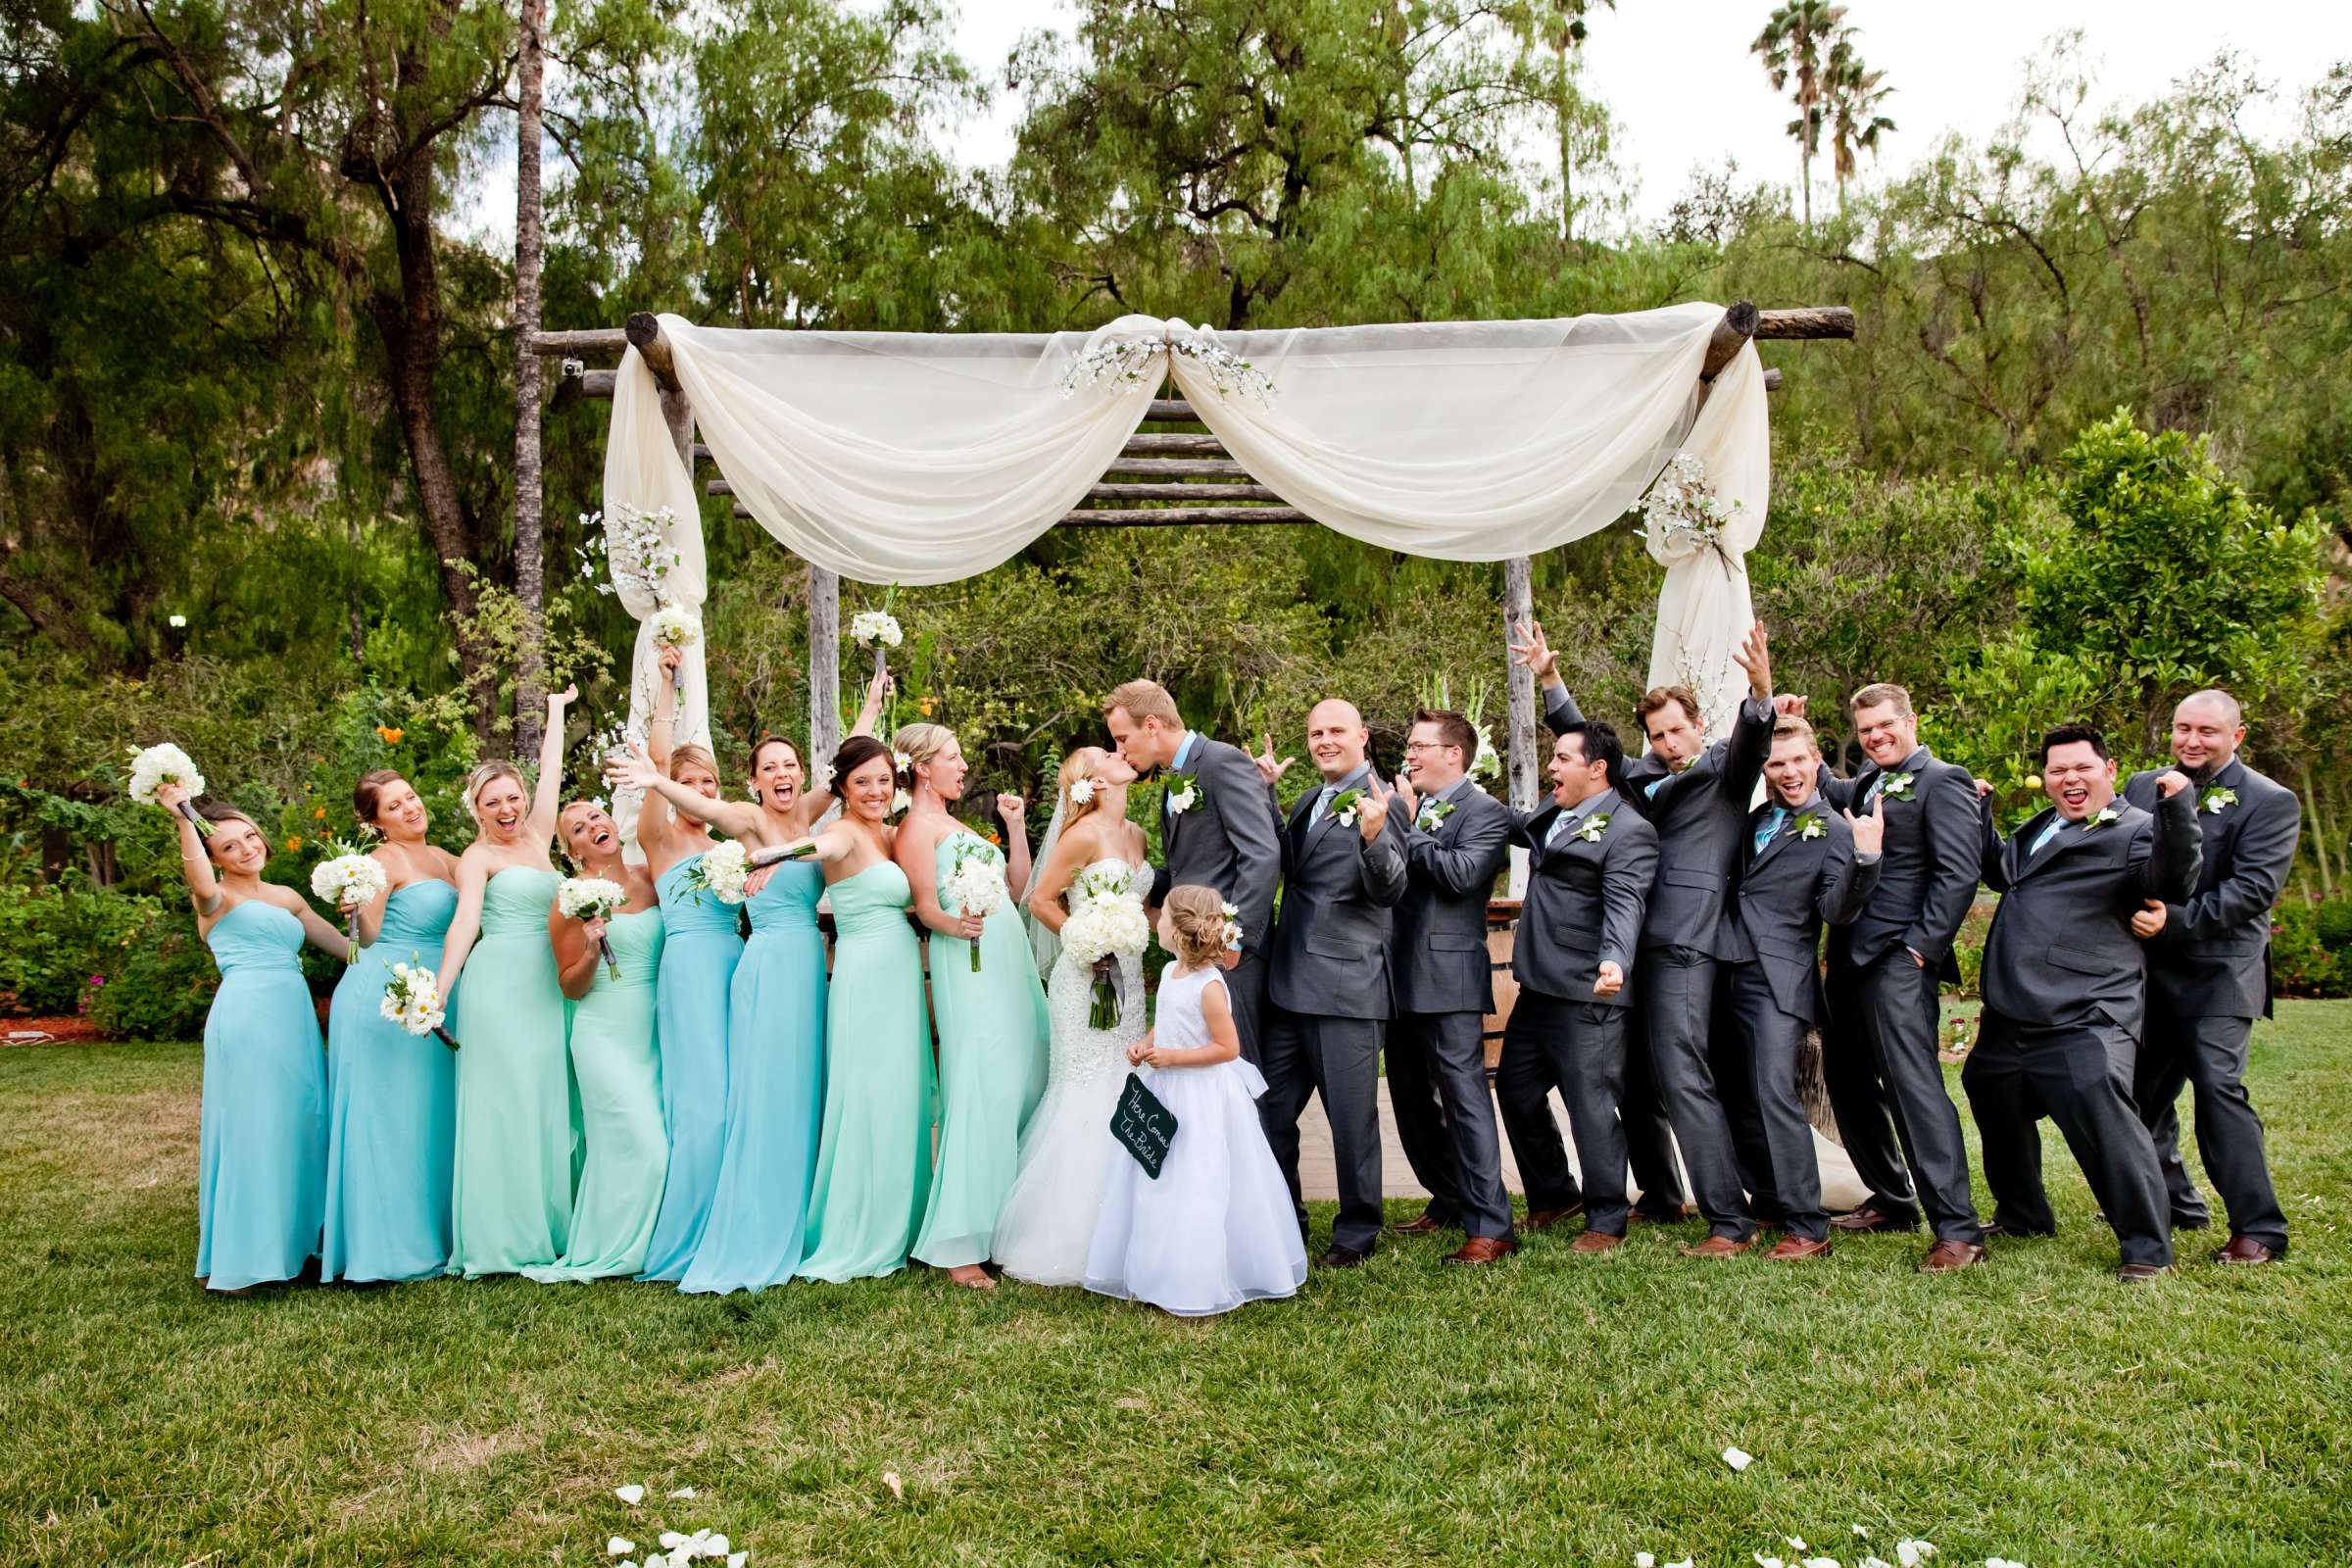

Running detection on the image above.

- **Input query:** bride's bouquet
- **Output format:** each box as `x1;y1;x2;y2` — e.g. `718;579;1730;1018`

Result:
559;876;630;978
650;603;700;692
678;838;751;905
380;958;460;1050
126;742;212;835
942;837;1009;972
309;838;389;961
1060;867;1150;1028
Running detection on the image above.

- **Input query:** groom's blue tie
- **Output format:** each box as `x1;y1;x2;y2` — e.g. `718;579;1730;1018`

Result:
1752;806;1789;859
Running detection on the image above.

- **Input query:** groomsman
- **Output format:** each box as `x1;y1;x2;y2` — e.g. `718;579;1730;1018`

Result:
1494;717;1659;1251
1105;679;1283;1060
1815;683;1989;1272
2120;690;2296;1263
1258;700;1408;1267
1962;725;2200;1280
1386;710;1516;1264
1716;715;1884;1260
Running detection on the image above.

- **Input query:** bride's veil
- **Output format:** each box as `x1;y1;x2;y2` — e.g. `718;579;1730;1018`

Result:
1029;787;1068;980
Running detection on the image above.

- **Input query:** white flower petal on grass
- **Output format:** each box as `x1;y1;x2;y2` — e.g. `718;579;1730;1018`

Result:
1636;1555;1655;1567
882;1469;905;1499
1666;1560;1692;1568
613;1484;646;1505
1895;1543;1936;1568
658;1532;686;1550
729;1556;748;1568
1985;1559;2027;1568
1754;1555;1784;1568
1722;1446;1753;1471
608;1540;636;1558
1859;1558;1892;1568
1803;1558;1842;1568
1853;1527;1870;1538
667;1486;698;1498
1788;1540;1807;1552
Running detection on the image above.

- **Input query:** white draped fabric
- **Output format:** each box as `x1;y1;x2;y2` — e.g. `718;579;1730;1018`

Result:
602;302;1772;743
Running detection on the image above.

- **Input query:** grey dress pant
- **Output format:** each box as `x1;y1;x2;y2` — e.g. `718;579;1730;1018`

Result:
1718;961;1829;1241
1260;1004;1385;1254
2134;1011;2287;1249
1498;990;1634;1234
1638;947;1753;1241
1387;1010;1514;1241
1824;948;1983;1243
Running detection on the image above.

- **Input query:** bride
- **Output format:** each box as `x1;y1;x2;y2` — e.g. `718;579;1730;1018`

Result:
992;746;1151;1286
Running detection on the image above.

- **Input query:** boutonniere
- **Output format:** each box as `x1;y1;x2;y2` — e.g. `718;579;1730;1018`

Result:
2201;786;2238;816
1880;771;1916;800
1330;787;1367;827
1796;812;1827;841
1164;776;1200;816
1577;812;1610;844
1414;799;1456;833
2082;804;2122;832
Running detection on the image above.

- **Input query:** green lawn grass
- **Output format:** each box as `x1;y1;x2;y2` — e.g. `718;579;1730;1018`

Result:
6;1004;2349;1566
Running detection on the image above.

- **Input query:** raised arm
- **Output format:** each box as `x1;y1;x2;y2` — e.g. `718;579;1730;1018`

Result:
521;684;577;847
2136;771;2203;905
1977;784;2013;895
847;668;891;740
2170;783;2297;940
1510;617;1586;729
153;782;222;918
434;853;490;1000
1721;620;1778;804
1353;775;1407;908
644;646;681;770
995;795;1033;903
608;743;766;842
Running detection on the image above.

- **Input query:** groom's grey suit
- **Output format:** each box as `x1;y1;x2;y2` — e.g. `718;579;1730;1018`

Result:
1260;762;1409;1254
1151;729;1284;1060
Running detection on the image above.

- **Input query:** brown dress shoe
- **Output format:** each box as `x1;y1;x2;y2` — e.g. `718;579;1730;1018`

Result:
1916;1240;1988;1273
1568;1229;1624;1255
1444;1236;1519;1265
1317;1245;1372;1269
2117;1261;2171;1283
2215;1235;2280;1265
1628;1203;1696;1225
1832;1204;1920;1234
1677;1235;1754;1258
1522;1203;1585;1232
1765;1235;1832;1261
1392;1212;1446;1237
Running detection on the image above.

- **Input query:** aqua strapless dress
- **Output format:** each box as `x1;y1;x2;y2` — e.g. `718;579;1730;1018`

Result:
196;900;326;1291
912;832;1049;1269
638;851;743;1280
322;880;458;1282
797;860;936;1282
450;866;575;1276
681;860;826;1294
527;906;666;1282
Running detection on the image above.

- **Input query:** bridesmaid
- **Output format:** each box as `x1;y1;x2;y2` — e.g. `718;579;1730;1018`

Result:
151;782;342;1294
792;735;937;1283
525;799;666;1282
895;722;1049;1289
321;770;461;1283
611;668;890;1293
436;683;579;1277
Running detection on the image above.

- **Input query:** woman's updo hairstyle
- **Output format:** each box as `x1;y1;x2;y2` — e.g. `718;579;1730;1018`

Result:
1056;746;1109;819
1162;884;1231;968
826;734;897;802
668;744;720;785
354;768;404;829
892;722;953;788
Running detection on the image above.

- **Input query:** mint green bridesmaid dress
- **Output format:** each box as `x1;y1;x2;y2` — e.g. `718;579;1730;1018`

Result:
450;866;575;1276
912;831;1049;1269
527;906;665;1282
797;859;936;1282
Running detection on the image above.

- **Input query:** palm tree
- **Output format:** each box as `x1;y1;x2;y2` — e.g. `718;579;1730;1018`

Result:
1750;0;1846;226
1825;33;1896;213
1528;1;1614;245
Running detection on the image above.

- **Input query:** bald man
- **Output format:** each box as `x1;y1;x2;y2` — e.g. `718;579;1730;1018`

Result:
1258;699;1410;1266
2120;690;2297;1263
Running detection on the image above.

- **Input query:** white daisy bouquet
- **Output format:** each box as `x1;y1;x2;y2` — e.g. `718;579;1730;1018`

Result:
309;838;389;961
126;742;212;835
849;596;904;698
559;875;631;978
678;838;751;905
942;836;1010;971
1060;874;1150;1028
650;603;700;692
380;958;460;1050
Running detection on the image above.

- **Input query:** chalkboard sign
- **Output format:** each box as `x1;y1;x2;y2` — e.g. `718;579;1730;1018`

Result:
1110;1071;1179;1179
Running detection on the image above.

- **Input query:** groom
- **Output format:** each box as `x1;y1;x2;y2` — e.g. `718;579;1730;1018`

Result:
1104;679;1283;1060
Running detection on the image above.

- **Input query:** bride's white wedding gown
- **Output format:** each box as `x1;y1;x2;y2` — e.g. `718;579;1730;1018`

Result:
992;858;1148;1286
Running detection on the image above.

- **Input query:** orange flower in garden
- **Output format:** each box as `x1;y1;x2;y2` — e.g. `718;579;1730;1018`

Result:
917;698;936;717
285;836;303;852
375;725;404;744
313;807;327;820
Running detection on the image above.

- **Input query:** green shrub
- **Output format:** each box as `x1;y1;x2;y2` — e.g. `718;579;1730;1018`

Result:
2270;900;2348;1000
87;907;220;1040
0;883;160;1015
2315;897;2352;954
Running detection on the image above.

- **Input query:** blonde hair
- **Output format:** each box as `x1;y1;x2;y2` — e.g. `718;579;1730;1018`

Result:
668;744;720;784
1057;746;1111;818
893;722;954;786
1163;885;1230;968
465;761;527;827
1848;682;1914;717
1104;678;1180;728
1772;714;1819;751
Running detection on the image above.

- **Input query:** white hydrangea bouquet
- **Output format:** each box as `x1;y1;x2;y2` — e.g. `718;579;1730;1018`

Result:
678;838;751;905
649;604;700;692
849;593;904;695
126;742;211;835
942;836;1010;972
380;958;460;1050
1637;452;1740;572
309;838;389;961
1060;864;1150;1027
559;876;630;978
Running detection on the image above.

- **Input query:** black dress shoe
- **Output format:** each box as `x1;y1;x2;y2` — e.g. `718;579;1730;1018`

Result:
1392;1211;1450;1237
1318;1246;1372;1269
1522;1202;1585;1232
2117;1261;2171;1283
1831;1203;1921;1234
1980;1220;2055;1240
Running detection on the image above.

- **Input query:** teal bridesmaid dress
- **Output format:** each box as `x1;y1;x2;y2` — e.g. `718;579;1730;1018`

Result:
681;861;827;1294
195;900;326;1291
912;832;1049;1270
797;859;936;1283
321;880;458;1282
450;866;575;1276
527;907;667;1282
638;853;742;1280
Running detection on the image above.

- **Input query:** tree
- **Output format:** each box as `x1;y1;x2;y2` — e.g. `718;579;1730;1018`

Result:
1512;0;1617;246
1824;30;1893;212
1750;0;1845;226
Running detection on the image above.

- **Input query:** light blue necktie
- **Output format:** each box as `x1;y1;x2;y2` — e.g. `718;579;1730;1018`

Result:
2031;817;2065;857
1644;776;1666;801
1753;806;1789;858
1546;809;1582;846
1309;784;1337;827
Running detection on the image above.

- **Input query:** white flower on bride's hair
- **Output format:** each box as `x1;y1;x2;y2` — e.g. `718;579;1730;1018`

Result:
1068;777;1098;806
892;750;912;774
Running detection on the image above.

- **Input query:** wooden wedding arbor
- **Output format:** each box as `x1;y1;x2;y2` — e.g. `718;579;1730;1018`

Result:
524;300;1855;827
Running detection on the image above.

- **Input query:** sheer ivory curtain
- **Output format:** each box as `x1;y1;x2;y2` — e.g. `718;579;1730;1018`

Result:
603;301;1771;740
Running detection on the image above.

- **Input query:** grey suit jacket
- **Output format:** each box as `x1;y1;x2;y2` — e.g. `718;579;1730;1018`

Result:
1980;785;2202;1036
2122;759;2300;1021
1505;787;1657;1007
1819;744;1981;980
1720;794;1881;1025
1152;732;1283;953
1266;766;1409;1020
1392;780;1510;1015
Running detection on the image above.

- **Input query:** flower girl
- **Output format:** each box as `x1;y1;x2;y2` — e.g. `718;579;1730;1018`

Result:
1084;886;1307;1316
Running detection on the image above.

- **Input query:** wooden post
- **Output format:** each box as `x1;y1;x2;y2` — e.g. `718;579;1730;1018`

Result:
1502;554;1537;897
808;566;842;781
510;0;549;758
